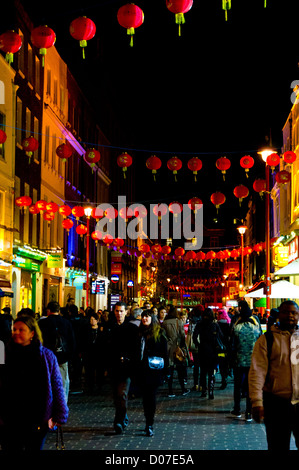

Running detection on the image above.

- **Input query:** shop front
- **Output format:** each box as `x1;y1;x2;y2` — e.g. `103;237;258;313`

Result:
12;246;47;317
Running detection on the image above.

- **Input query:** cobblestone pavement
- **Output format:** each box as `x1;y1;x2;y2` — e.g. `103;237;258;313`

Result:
43;371;297;453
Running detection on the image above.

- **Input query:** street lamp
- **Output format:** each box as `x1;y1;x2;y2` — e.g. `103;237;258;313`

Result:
258;148;273;316
84;206;93;307
237;224;247;290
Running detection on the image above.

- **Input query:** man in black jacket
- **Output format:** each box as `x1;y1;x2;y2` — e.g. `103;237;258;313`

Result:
39;301;75;402
106;302;140;434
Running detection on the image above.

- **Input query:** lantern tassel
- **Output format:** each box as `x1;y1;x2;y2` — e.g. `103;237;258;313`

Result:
5;52;13;65
175;13;185;37
79;40;87;59
127;28;135;47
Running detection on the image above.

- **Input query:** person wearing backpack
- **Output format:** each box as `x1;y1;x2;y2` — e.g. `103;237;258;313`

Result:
230;300;261;421
249;300;299;450
39;301;75;402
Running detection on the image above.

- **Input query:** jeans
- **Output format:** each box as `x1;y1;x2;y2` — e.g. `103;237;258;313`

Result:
112;377;131;428
233;366;251;414
59;362;70;403
263;392;299;450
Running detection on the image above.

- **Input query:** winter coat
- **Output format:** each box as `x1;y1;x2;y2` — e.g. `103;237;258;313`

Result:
139;327;168;387
230;316;261;368
194;319;222;367
249;325;299;408
161;317;186;366
0;341;68;429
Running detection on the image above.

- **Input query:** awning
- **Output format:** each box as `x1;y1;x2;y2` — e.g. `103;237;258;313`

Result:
0;287;14;298
274;258;299;276
245;280;299;299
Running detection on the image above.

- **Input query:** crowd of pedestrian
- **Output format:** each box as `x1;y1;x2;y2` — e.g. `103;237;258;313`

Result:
0;297;298;450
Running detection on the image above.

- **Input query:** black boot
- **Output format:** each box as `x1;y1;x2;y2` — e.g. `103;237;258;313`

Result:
208;375;215;399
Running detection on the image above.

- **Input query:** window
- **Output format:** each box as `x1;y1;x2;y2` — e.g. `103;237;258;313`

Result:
16;98;22;144
27;44;33;85
34;117;39;161
35;57;41;96
210;237;219;248
45;125;50;163
46;69;51;96
0;113;5;160
25;107;31;135
53;79;58;106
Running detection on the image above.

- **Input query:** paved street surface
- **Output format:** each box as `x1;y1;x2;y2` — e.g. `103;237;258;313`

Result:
43;371;297;454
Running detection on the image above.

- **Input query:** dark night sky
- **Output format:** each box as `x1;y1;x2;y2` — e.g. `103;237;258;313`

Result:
4;0;299;241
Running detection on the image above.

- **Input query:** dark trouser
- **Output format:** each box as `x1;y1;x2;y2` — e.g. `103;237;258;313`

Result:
218;355;229;385
142;383;159;427
192;351;200;387
200;362;215;394
1;424;48;450
263;392;299;451
168;363;186;392
233;366;251;414
112;376;131;428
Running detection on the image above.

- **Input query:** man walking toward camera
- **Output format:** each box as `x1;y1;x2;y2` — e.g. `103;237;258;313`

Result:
106;302;139;434
249;300;299;450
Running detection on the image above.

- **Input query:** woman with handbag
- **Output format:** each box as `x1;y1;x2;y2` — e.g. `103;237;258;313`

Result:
0;315;69;450
193;308;223;399
161;306;190;398
138;310;168;436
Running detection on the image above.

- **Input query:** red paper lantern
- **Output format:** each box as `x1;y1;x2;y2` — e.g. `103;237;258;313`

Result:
72;205;85;220
59;205;72;218
117;3;144;47
266;153;280;172
134;206;147;218
43;211;55;222
275;170;291;185
146;155;162;180
84;148;101;169
169;201;183;216
46;202;59;213
117;152;133;178
216;156;231;180
62;218;74;233
153;204;168;220
167;156;182;181
188;197;203;212
112;238;125;250
119;207;134;220
206;250;216;261
15;195;32;209
240;155;254;177
175;247;185;259
187;157;202;181
0;129;7;144
210;192;226;212
161;245;172;255
0;30;22;64
31;25;56;67
91;207;104;221
196;251;206;262
35;200;47;211
140;243;151;253
22;136;39;162
91;230;102;244
56;143;73;162
253;178;266;197
166;0;193;36
104;207;118;221
233;184;249;206
243;246;253;256
185;250;196;262
29;204;40;215
103;234;114;246
253;243;263;254
230;248;240;259
151;244;161;255
283;150;296;164
69;16;96;59
216;250;226;261
76;224;88;238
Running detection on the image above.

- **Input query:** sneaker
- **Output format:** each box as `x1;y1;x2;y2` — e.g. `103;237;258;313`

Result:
168;393;176;398
245;412;252;422
230;410;242;418
191;385;199;391
182;389;190;396
146;426;154;437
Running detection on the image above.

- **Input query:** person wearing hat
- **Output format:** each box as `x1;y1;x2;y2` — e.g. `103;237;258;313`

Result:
230;300;261;421
0;307;12;345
